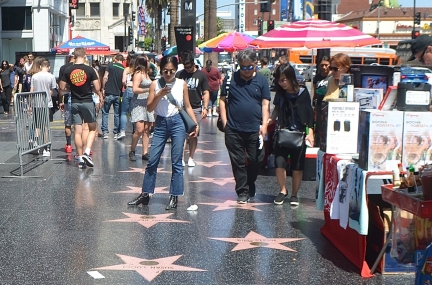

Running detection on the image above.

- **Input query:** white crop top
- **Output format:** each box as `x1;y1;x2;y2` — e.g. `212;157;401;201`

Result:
154;78;184;117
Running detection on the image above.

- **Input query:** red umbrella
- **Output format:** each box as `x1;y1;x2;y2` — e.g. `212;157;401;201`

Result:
250;19;382;49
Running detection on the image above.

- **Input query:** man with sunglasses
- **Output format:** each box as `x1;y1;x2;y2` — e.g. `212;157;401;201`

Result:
176;50;210;167
408;35;432;65
220;49;271;204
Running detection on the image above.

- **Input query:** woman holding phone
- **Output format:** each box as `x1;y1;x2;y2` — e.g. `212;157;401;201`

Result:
128;55;154;161
128;55;199;210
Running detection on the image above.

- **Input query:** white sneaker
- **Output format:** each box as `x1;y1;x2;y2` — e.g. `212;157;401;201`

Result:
42;150;50;157
182;160;185;167
116;132;126;140
188;158;195;167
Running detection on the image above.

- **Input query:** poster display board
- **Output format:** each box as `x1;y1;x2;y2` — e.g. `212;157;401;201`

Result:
325;102;359;154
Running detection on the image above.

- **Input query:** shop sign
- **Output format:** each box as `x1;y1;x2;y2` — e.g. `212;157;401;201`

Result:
396;23;432;30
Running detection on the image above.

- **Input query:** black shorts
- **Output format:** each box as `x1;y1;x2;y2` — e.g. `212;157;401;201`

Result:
274;142;307;171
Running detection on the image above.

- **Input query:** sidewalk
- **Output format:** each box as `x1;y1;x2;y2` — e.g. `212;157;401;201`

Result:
0;110;414;284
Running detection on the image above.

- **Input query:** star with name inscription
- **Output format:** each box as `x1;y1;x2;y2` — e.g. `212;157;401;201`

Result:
209;231;305;251
106;213;189;228
192;161;229;168
113;186;169;194
199;200;270;211
118;167;171;174
92;254;206;281
189;176;235;186
194;148;219;154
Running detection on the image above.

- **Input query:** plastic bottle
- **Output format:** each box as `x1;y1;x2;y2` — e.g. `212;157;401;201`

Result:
393;169;401;187
399;172;408;190
407;165;417;193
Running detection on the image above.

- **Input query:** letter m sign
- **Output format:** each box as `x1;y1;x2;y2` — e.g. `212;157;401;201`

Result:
184;1;193;10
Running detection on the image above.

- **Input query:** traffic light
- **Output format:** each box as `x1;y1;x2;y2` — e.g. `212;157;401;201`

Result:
260;0;269;12
414;12;421;25
257;19;263;36
132;13;136;22
161;36;167;51
134;39;138;47
412;30;420;39
128;27;133;45
267;20;274;32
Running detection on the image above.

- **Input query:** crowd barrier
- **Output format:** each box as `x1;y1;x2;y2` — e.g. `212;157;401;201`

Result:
13;91;52;176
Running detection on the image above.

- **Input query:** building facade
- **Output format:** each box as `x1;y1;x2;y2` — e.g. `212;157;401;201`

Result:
0;0;69;62
337;7;432;47
236;0;281;36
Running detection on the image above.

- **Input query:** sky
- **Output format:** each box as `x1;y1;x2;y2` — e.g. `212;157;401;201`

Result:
196;0;432;18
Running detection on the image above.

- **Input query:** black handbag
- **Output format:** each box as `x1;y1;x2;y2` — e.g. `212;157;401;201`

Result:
159;78;197;133
275;94;305;149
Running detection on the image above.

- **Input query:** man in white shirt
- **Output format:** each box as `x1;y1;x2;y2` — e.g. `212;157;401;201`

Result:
24;52;34;74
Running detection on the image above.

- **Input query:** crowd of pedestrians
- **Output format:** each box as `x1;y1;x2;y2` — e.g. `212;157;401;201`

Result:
1;46;366;210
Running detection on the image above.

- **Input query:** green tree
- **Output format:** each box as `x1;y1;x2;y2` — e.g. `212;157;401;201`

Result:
146;0;168;54
217;17;225;35
144;38;153;50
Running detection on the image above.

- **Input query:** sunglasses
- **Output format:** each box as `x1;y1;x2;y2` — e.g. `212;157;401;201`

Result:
329;66;341;72
240;65;254;71
163;69;175;74
419;47;428;64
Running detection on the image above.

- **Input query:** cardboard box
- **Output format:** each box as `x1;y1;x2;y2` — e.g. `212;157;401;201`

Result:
325;102;360;154
358;110;404;171
402;112;432;169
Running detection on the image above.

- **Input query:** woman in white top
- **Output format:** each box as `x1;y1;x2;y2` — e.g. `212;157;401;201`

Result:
128;55;198;210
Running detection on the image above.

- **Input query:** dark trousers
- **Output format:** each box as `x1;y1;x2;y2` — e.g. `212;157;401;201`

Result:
1;85;12;112
225;126;264;196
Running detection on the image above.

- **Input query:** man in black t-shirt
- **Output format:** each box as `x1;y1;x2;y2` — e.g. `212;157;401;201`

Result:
176;51;209;167
60;47;103;169
101;54;125;140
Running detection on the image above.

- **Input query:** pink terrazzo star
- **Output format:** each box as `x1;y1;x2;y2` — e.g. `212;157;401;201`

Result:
209;231;305;251
189;176;235;186
113;186;169;194
199;200;271;211
106;213;190;228
92;254;206;281
118;167;171;174
192;161;229;168
194;148;220;154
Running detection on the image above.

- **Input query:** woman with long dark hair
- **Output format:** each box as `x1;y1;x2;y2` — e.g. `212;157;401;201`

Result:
128;55;198;210
269;63;314;206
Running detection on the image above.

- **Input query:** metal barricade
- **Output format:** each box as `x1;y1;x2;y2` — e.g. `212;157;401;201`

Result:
13;91;52;176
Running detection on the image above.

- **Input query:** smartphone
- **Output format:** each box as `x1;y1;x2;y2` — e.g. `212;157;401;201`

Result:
165;83;173;90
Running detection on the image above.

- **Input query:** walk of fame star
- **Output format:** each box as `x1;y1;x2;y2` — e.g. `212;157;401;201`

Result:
118;167;171;174
199;200;271;211
92;254;206;281
113;186;169;194
194;148;219;154
106;213;190;228
209;231;305;251
192;161;229;168
189;176;235;186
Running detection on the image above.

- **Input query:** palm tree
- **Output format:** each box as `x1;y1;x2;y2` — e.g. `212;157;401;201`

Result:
208;0;218;65
169;0;178;47
146;0;168;54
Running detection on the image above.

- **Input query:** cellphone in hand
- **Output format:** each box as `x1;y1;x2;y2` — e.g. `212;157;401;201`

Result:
165;83;173;90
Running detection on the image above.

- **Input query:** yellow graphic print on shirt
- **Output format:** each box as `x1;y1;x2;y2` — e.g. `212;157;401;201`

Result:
70;69;87;86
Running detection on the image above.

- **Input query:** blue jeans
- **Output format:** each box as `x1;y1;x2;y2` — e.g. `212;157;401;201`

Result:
119;87;133;132
142;114;186;196
209;90;218;108
101;94;120;134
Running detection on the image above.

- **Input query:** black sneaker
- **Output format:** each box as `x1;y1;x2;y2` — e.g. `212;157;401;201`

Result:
142;153;150;161
78;161;87;169
237;193;250;204
129;150;137;161
82;153;94;167
274;192;288;205
289;196;299;207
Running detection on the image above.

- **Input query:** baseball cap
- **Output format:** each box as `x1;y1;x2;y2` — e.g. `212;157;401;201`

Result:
408;35;432;61
68;49;75;57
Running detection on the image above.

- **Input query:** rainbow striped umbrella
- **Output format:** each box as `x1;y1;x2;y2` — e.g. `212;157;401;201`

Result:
250;19;382;49
199;32;256;52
